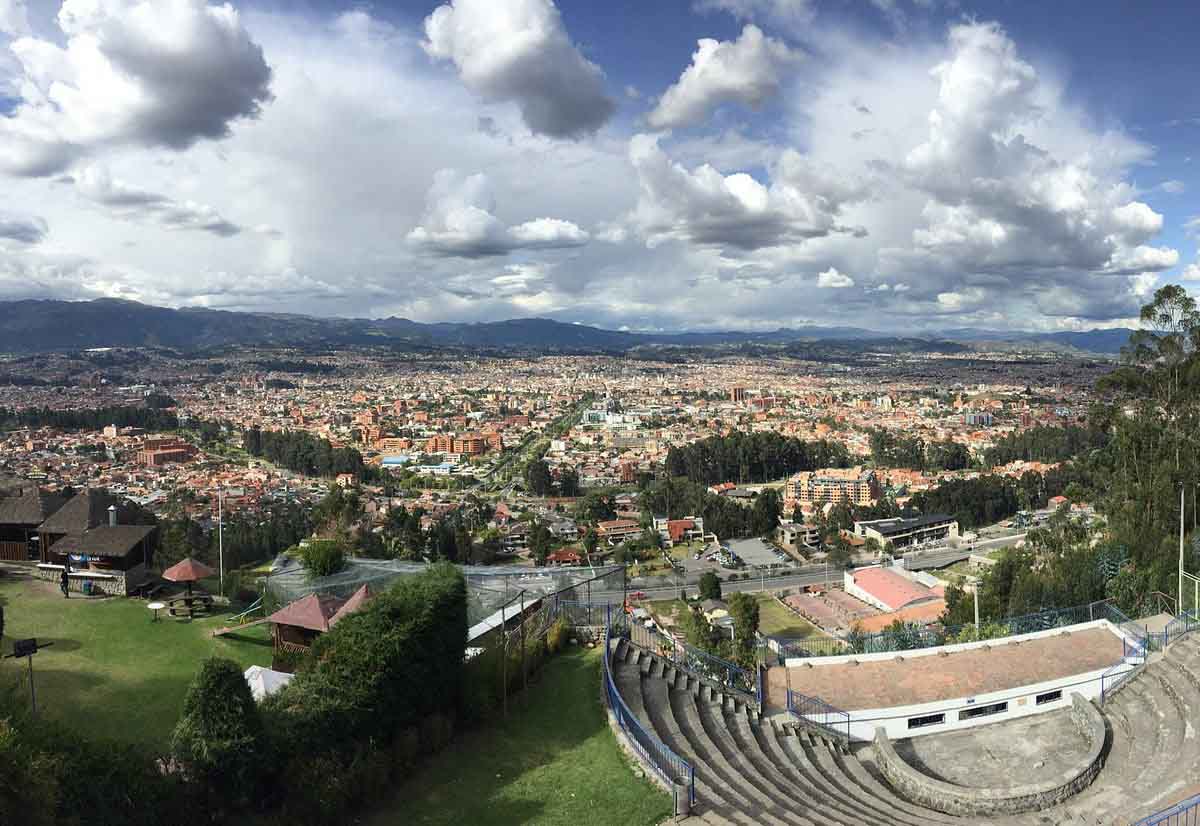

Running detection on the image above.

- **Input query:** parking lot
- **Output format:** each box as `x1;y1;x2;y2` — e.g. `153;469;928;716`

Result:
728;538;788;568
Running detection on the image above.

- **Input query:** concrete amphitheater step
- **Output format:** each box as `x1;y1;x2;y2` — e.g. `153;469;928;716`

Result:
754;725;883;826
828;740;973;824
800;730;960;825
655;679;813;826
631;663;785;826
691;696;849;826
1117;661;1200;823
735;715;916;826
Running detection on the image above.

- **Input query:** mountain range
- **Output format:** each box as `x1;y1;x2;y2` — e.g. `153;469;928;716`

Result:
0;298;1134;355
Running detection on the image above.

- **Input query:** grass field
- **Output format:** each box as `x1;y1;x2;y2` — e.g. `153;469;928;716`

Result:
755;593;826;638
362;646;671;826
0;572;272;750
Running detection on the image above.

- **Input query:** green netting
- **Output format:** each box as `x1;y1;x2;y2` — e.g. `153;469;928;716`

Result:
263;557;625;627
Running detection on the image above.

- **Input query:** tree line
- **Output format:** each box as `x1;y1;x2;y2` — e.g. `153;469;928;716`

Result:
639;477;782;540
242;426;366;479
868;428;971;471
664;431;851;485
983;423;1110;467
0;405;179;432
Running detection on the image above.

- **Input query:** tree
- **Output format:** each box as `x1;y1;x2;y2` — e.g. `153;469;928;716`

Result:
170;657;265;810
727;592;760;669
528;520;553;566
454;525;473;564
826;534;853;569
582;529;599;564
524;460;553;497
297;539;347;579
699;571;722;601
558;468;581;497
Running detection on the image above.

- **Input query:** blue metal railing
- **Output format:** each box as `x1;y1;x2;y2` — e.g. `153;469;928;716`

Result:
1134;793;1200;826
787;689;850;741
628;620;757;699
1165;610;1200;646
601;611;696;808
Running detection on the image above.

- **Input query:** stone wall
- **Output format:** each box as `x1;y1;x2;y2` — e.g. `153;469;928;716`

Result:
36;562;147;597
873;692;1106;816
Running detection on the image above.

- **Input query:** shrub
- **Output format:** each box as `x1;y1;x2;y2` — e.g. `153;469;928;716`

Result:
170;657;266;811
297;539;347;579
271;562;467;749
546;616;569;654
0;685;198;826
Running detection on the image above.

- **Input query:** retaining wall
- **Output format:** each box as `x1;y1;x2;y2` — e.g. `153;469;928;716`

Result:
873;692;1106;816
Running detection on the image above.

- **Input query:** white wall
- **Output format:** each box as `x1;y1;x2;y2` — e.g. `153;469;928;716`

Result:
787;619;1143;742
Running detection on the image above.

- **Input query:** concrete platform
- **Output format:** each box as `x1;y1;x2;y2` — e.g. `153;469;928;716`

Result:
888;708;1090;788
768;626;1124;711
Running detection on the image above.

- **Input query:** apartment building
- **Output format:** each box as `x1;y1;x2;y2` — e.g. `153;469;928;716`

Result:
785;467;880;507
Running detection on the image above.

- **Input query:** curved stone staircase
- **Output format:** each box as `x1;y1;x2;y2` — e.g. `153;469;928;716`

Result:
610;632;1200;825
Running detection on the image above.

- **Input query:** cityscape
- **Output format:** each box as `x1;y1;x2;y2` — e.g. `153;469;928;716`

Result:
1;2;1198;826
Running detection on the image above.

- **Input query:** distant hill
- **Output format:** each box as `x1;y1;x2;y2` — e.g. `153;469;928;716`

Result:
0;298;1132;355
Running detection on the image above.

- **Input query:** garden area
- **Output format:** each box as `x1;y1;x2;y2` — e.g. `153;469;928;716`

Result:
754;593;827;639
359;647;670;826
0;572;271;749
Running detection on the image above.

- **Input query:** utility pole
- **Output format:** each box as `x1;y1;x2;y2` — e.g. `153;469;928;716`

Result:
1181;485;1186;614
218;485;225;597
974;580;980;629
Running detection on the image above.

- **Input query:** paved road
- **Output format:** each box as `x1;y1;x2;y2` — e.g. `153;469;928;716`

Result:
593;565;841;604
902;533;1026;570
597;531;1029;603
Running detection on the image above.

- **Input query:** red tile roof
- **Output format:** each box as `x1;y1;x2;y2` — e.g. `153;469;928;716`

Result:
851;566;938;611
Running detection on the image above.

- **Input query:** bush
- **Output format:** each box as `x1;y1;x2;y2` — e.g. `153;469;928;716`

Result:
171;658;266;811
269;563;467;749
1;684;198;826
297;540;347;579
546;616;569;654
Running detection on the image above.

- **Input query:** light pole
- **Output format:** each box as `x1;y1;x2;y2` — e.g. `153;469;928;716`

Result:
218;485;225;597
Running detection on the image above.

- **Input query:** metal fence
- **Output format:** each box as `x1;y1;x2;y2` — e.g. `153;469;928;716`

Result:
1164;610;1200;647
1134;793;1200;826
601;612;696;810
770;599;1135;661
628;620;756;699
787;689;850;742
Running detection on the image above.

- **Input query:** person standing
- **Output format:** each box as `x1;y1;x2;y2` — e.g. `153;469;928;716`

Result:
60;563;69;599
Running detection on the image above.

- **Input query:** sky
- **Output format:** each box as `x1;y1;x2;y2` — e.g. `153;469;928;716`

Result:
0;0;1198;333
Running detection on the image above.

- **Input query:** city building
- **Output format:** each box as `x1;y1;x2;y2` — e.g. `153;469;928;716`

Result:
786;468;880;507
853;514;959;549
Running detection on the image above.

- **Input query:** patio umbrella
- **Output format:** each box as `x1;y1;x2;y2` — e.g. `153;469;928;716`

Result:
162;557;215;597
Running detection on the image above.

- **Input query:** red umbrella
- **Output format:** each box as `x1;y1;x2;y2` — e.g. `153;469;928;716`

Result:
162;557;215;596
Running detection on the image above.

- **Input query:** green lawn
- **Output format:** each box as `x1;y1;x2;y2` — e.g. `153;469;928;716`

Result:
755;593;826;639
361;647;671;826
0;573;272;750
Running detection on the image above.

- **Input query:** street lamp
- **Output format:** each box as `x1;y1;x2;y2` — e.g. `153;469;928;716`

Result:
5;638;53;714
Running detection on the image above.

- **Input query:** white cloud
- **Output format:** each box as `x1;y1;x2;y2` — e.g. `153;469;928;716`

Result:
407;169;589;257
0;0;30;36
693;0;816;31
647;25;800;129
0;211;46;244
1160;180;1186;194
0;0;272;176
626;133;862;251
816;266;853;288
75;165;241;236
1182;263;1200;282
423;0;614;139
